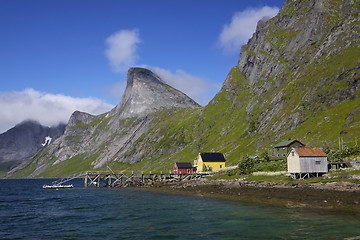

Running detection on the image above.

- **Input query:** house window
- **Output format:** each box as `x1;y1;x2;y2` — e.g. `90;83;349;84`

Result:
277;154;280;157
282;153;286;157
292;152;294;156
187;169;190;173
220;165;222;169
315;161;321;165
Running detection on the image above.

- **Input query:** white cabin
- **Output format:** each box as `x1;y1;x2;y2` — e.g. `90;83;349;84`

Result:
287;147;328;179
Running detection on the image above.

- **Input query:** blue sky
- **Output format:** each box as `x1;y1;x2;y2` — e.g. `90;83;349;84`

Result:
0;0;283;133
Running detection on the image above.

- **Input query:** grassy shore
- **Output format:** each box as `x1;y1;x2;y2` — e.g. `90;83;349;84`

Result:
132;167;360;213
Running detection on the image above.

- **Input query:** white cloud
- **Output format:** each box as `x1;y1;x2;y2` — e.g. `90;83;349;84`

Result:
149;66;220;106
219;6;279;54
105;29;141;72
0;88;114;133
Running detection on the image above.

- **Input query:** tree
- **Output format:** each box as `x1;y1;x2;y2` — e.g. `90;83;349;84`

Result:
259;150;270;162
238;156;254;174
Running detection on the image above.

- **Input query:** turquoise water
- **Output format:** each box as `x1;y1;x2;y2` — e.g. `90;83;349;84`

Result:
1;179;360;239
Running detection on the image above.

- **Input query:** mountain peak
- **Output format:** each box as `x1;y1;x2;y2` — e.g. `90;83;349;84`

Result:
111;67;199;118
127;67;166;85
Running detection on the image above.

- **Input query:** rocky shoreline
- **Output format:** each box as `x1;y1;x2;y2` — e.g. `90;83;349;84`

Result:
132;178;360;212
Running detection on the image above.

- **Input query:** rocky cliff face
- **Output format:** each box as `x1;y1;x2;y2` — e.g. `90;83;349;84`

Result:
0;120;65;175
232;0;360;144
239;0;358;86
7;68;199;177
110;68;198;118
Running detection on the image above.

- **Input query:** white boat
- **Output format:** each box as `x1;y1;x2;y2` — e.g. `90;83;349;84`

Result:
42;184;74;189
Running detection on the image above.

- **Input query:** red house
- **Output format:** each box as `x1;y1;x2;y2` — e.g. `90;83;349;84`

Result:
174;162;196;174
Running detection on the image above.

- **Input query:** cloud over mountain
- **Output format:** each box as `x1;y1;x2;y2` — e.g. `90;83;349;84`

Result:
105;29;142;73
218;6;279;54
0;88;113;133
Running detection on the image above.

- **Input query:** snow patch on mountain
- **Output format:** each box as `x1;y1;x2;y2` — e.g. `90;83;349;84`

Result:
41;136;52;147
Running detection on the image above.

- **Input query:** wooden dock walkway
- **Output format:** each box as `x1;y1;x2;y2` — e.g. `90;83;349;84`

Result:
83;170;207;188
44;166;210;189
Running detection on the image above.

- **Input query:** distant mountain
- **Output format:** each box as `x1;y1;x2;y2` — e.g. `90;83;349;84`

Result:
0;120;66;177
9;0;360;178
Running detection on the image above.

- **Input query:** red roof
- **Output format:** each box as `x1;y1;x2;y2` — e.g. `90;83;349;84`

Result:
293;147;327;157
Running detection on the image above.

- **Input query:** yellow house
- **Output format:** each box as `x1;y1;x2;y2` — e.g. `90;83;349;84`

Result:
195;152;226;172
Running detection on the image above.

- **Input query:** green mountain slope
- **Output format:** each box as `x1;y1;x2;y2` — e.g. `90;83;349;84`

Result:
10;0;360;178
120;0;360;171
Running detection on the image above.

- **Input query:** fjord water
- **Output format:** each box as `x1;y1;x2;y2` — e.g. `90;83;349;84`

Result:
1;179;360;240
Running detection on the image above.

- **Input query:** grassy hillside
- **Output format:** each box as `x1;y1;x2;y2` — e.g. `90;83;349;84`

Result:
10;0;360;178
11;61;360;178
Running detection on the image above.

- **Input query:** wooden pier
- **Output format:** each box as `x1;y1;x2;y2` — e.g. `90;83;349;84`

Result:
44;167;209;189
83;170;207;188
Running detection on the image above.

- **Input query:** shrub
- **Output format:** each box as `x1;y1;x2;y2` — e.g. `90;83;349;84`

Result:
227;169;237;176
253;159;287;172
238;156;255;174
326;146;360;162
259;150;270;162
